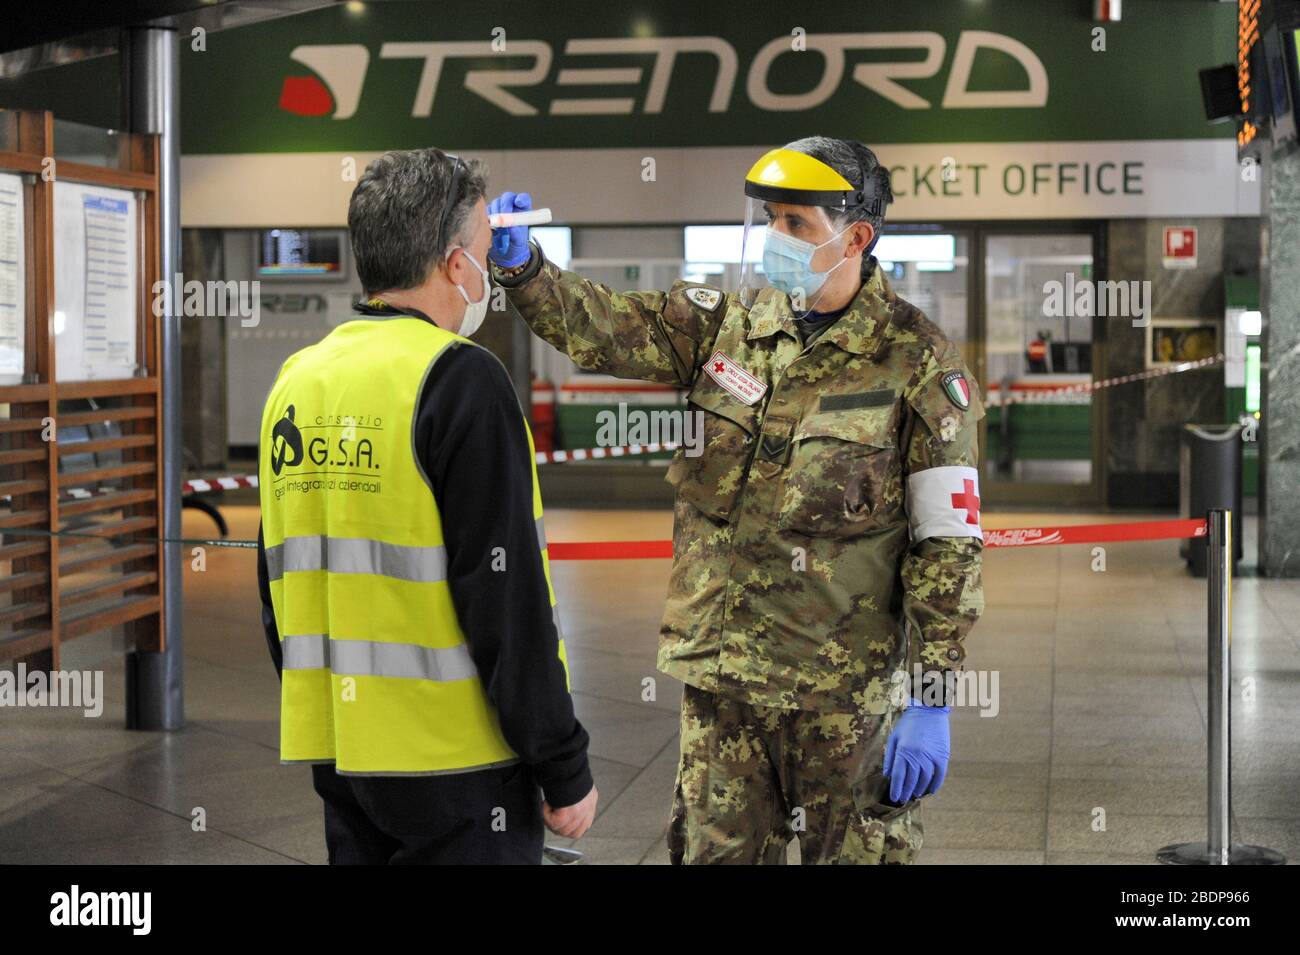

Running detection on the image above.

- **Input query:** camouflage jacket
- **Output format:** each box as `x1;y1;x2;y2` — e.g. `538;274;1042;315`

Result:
494;242;985;714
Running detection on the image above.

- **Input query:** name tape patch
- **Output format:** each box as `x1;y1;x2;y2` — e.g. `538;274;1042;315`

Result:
820;389;896;412
704;351;767;406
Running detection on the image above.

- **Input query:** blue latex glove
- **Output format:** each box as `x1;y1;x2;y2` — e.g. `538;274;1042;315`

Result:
882;698;951;803
487;191;533;267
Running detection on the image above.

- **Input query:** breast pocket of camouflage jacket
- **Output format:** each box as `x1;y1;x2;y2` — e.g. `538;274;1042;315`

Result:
778;405;900;538
665;379;760;523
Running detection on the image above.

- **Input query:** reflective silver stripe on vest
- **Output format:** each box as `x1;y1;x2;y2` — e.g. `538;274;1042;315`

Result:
282;634;479;681
266;536;447;584
536;516;547;552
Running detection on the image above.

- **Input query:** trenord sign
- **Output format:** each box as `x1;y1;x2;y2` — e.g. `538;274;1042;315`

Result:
176;0;1237;154
280;32;1048;121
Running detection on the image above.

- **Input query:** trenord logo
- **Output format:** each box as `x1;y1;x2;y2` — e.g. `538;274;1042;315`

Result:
278;31;1049;120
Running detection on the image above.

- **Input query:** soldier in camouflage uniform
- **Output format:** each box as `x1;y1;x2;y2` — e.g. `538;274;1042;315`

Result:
487;137;984;864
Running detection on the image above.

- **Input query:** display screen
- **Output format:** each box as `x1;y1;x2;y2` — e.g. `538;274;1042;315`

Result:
258;229;344;277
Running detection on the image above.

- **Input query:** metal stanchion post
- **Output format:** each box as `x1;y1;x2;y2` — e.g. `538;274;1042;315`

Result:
1158;509;1285;865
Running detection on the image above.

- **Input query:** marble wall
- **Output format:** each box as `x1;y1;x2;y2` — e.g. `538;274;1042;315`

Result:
1260;150;1300;577
1103;217;1259;507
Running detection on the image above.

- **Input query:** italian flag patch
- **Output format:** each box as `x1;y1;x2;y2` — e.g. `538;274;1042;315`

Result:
941;371;970;410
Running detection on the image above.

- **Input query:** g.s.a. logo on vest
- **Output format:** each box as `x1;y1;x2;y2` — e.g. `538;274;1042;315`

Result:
270;405;304;476
270;403;381;476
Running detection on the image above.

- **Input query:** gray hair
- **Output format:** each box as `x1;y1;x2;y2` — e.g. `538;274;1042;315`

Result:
347;147;488;295
783;136;893;270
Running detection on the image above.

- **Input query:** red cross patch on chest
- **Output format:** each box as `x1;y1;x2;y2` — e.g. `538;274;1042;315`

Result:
704;350;767;406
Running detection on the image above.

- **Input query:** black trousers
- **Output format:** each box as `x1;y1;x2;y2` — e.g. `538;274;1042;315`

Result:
311;761;545;864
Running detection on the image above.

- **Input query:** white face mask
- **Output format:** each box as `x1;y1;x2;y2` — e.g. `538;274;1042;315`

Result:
450;246;490;337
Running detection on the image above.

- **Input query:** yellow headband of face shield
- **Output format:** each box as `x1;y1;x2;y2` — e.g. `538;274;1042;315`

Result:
743;147;878;215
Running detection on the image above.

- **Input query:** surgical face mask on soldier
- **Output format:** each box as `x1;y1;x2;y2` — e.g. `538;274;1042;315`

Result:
761;224;852;299
450;246;490;337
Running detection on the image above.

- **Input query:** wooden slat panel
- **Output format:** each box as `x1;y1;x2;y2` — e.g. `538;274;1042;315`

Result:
0;509;47;529
57;434;154;456
56;516;156;550
57;378;158;400
0;417;48;433
57;460;153;487
0;598;51;627
0;477;46;496
2;112;165;660
0;151;44;174
22;110;60;668
0;569;48;595
62;594;160;640
59;542;156;576
0;448;47;466
59;488;155;517
0;382;50;402
125;129;158;177
53;160;156;193
0;540;48;563
61;570;158;608
0;628;54;661
59;407;155;427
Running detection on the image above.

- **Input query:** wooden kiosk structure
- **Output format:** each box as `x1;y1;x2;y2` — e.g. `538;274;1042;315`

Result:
0;110;166;669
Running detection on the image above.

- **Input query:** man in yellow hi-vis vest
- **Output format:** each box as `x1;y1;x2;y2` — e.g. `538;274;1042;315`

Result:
256;147;597;865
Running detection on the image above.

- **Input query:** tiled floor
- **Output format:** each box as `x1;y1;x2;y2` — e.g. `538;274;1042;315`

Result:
2;505;1298;864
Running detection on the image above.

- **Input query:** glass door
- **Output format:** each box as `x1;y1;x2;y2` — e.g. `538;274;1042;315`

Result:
979;228;1101;505
873;226;976;371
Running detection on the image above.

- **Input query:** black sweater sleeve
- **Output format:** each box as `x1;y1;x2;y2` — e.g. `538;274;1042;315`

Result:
257;521;283;680
415;342;594;809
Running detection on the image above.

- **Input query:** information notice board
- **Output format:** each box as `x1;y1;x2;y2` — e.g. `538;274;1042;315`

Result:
0;172;24;385
53;181;138;382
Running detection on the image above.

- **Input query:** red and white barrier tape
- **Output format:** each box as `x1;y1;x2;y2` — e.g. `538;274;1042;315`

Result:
183;475;258;493
536;443;675;464
984;354;1224;408
41;474;260;502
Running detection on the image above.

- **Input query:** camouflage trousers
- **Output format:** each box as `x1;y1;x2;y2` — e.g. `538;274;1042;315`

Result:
667;683;923;865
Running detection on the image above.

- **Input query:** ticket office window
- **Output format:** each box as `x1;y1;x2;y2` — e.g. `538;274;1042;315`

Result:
983;232;1095;487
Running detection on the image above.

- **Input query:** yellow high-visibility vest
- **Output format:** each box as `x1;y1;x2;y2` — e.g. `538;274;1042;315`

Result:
258;314;567;775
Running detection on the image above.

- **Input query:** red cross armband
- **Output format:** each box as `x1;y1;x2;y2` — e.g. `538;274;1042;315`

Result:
906;465;983;543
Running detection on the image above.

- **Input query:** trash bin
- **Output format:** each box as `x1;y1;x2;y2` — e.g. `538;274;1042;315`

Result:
1180;423;1243;577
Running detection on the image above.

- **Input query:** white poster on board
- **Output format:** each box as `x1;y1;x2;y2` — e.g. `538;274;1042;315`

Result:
54;181;138;381
0;173;24;384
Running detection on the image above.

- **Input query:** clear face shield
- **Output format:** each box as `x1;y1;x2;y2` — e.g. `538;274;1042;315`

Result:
737;197;856;313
